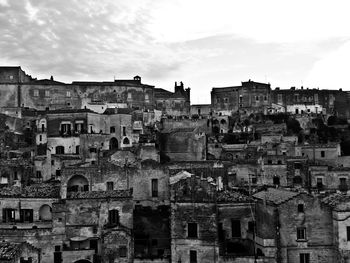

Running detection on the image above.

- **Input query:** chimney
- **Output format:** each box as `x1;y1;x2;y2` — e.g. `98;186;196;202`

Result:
50;76;54;81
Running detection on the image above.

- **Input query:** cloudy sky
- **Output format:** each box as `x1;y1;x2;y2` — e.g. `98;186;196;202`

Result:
1;0;350;103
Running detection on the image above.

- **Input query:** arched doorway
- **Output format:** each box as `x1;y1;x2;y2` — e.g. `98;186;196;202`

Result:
67;174;89;195
39;204;52;221
123;137;130;145
109;137;118;150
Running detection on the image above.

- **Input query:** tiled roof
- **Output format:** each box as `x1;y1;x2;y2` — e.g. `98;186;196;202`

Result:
67;189;132;199
253;188;300;205
217;190;252;203
0;182;60;198
0;242;21;260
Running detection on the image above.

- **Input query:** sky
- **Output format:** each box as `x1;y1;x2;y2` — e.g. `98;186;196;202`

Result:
1;0;350;104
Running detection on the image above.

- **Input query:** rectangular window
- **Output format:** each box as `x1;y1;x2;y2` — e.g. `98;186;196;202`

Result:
347;226;350;241
122;126;126;136
255;96;259;101
321;151;325;158
239;95;243;103
36;171;42;178
127;92;132;99
300;253;310;263
151;179;158;197
20;209;33;223
2;208;15;222
66;91;71;97
33;90;39;97
248;221;256;233
297;227;306;240
314;94;319;103
60;123;71;134
45;90;50;97
264;96;267;101
190;250;197;263
108;210;119;225
316;178;323;189
278;94;282;103
119;246;127;257
188;222;198;238
298;204;304;213
231;219;241;237
110;126;115;133
107;181;114;191
74;123;83;133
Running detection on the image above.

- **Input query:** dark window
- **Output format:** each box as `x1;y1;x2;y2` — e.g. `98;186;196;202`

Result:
151;179;158;197
316;178;323;189
188;222;198;238
51;160;55;165
76;145;80;154
89;148;97;153
277;160;282;165
273;176;280;185
231;219;241;237
2;208;15;222
248;221;256;233
347;226;350;241
190;250;197;263
298;204;304;213
122;126;126;136
293;176;302;184
267;160;272;164
297;227;306;240
321;151;325;158
110;126;115;133
56;170;61;177
107;181;114;191
108;210;119;225
14;171;18;180
123;137;130;145
119;246;127;257
36;171;42;178
20;209;33;223
300;253;310;263
60;123;71;134
55;146;65;154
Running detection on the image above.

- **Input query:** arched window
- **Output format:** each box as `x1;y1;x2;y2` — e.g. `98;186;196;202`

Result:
67;175;89;196
123;137;130;145
39;205;52;221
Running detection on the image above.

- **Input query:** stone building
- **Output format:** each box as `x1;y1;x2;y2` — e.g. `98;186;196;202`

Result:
211;80;271;115
271;87;350;117
155;82;190;117
254;188;336;263
0;67;155;111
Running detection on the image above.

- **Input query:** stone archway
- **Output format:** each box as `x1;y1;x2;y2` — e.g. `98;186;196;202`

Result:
39;204;52;221
109;137;118;150
67;174;89;194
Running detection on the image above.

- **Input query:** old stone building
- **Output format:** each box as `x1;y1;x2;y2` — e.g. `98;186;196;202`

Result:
254;188;336;263
211;80;271;115
155;82;190;117
271;87;350;117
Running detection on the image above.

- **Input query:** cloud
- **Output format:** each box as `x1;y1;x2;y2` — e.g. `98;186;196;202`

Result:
305;40;350;89
0;0;186;82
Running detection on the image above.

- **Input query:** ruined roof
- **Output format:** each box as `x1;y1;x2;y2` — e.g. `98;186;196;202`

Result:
0;182;60;198
67;189;132;199
0;242;21;260
321;193;350;209
253;188;300;205
217;190;252;203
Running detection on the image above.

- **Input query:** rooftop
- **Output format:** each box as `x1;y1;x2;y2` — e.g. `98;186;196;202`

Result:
0;242;21;260
0;182;60;198
217;190;252;203
67;189;132;199
253;188;300;205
